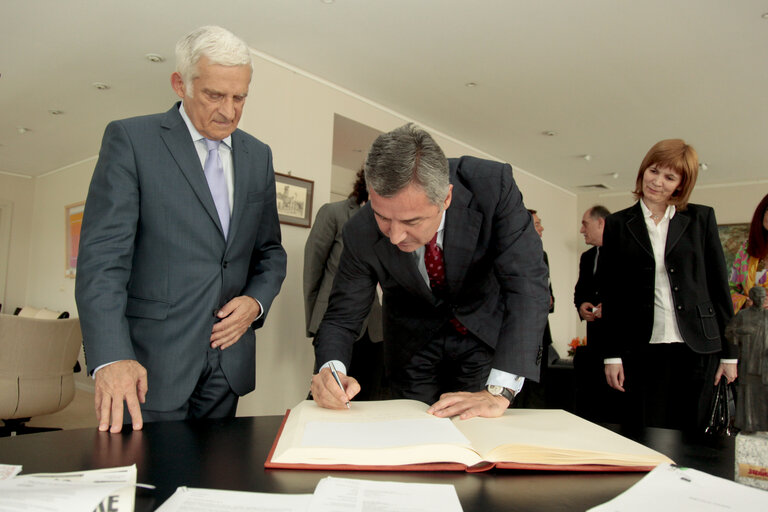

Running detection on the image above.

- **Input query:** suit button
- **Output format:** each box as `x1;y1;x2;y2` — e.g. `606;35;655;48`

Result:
669;268;675;273
223;261;228;268
673;286;679;292
677;305;683;310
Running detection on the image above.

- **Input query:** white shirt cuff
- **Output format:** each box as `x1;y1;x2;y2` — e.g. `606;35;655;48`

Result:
486;369;525;393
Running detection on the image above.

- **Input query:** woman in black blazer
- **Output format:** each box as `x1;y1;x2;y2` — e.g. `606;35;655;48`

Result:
599;139;737;430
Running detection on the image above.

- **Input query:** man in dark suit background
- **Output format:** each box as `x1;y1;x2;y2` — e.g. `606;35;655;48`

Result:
75;26;287;433
572;205;617;422
574;206;610;331
310;124;549;419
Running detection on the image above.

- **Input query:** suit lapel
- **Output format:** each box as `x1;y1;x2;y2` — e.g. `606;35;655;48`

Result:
160;105;225;239
625;203;653;257
665;209;690;256
228;129;250;248
443;182;481;290
374;236;433;302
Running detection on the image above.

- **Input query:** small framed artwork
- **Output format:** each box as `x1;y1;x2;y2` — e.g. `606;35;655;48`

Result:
275;172;314;228
65;201;85;278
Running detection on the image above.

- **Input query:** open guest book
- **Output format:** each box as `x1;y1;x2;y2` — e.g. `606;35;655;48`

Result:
265;400;674;472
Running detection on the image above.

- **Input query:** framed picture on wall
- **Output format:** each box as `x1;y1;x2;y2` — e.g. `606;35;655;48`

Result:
275;172;314;228
65;201;85;278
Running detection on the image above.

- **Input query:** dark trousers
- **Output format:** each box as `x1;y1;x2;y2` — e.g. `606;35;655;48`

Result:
129;348;238;424
388;326;493;405
620;343;718;431
347;332;389;401
573;344;625;423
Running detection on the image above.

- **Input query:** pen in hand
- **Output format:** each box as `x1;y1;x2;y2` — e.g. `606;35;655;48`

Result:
328;362;351;409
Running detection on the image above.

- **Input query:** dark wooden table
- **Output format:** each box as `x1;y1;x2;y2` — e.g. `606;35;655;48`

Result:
0;415;735;511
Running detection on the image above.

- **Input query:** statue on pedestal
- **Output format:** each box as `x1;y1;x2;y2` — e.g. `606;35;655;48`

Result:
726;286;768;431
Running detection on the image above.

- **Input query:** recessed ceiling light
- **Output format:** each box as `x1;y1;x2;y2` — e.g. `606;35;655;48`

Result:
542;130;556;137
582;154;592;162
17;127;31;134
48;109;64;116
762;12;768;19
92;82;111;90
465;82;477;88
145;53;165;63
321;0;335;4
699;163;708;171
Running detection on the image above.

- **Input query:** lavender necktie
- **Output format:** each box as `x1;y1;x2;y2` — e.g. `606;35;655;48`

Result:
203;138;230;239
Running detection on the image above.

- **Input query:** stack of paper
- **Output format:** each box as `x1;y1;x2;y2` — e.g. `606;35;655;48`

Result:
157;478;463;512
0;465;138;512
589;463;768;511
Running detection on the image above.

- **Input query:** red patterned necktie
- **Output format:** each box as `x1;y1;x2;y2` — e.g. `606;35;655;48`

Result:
424;233;468;334
425;233;445;289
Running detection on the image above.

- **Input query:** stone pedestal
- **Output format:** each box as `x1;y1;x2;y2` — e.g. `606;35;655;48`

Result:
735;431;768;490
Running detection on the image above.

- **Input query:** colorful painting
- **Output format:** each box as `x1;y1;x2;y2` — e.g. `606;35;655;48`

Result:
717;223;749;272
65;202;85;278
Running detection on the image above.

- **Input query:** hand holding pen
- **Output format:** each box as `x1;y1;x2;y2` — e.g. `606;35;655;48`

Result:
309;362;360;410
329;362;350;409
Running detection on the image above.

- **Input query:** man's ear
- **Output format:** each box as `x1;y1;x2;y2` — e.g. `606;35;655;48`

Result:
171;72;186;99
442;184;454;210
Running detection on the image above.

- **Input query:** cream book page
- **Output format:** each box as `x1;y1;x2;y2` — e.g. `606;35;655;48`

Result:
271;400;484;466
271;400;673;468
455;409;673;466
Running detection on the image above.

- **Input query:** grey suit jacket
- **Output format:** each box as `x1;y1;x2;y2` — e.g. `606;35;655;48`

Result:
75;103;287;411
303;197;383;341
314;156;549;380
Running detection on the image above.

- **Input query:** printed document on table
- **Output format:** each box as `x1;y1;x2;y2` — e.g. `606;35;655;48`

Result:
308;477;463;512
0;465;137;512
156;487;312;512
589;463;768;511
0;464;22;480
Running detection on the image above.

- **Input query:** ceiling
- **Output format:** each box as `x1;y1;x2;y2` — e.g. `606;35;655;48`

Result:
2;1;767;194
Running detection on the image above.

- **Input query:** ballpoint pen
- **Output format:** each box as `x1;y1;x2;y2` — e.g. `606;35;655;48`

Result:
328;362;351;409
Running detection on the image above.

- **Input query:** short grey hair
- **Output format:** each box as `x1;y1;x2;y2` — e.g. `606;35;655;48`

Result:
588;205;611;220
175;25;252;95
364;124;450;207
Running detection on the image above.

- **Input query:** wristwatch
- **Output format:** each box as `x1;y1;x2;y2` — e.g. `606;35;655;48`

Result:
486;384;516;403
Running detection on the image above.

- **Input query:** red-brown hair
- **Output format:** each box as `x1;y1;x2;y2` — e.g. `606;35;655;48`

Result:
632;139;698;211
747;193;768;259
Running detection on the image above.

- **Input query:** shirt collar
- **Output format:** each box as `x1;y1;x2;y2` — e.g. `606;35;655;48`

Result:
435;210;447;246
178;102;232;148
639;199;676;221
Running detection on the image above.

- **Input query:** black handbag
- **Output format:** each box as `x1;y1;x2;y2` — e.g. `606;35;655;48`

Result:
704;376;738;436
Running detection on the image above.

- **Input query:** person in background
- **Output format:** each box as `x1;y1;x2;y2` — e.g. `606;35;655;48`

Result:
600;139;736;430
513;209;554;408
574;206;610;333
303;168;387;400
572;205;619;422
729;193;768;314
75;26;287;433
310;123;549;419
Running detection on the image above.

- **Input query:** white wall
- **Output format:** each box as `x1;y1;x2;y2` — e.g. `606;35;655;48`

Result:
0;173;34;314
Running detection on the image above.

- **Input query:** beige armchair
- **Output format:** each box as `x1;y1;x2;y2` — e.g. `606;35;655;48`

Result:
0;314;82;436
